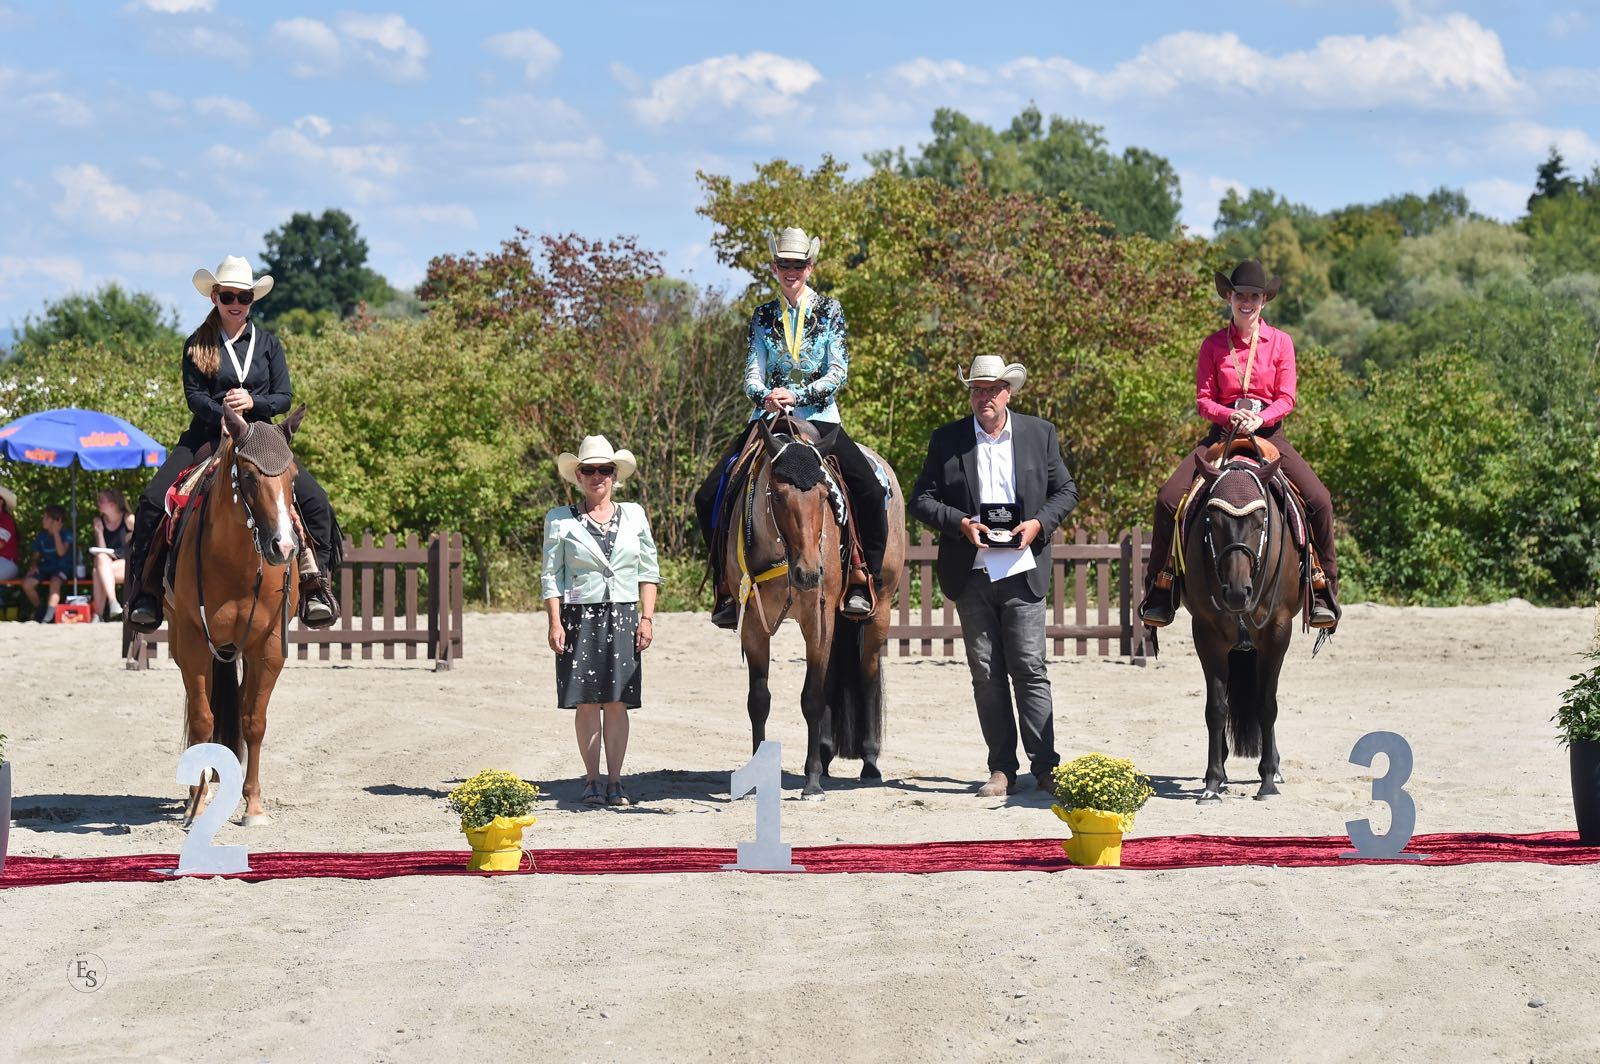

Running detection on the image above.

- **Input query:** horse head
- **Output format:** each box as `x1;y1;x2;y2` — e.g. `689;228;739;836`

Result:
1198;455;1280;613
756;415;832;591
221;404;304;566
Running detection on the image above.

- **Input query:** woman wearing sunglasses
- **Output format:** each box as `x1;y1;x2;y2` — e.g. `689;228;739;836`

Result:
125;255;340;632
542;436;660;808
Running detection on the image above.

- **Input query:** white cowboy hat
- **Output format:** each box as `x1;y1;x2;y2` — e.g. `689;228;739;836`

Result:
767;226;820;264
556;435;638;487
192;255;274;300
0;484;15;511
959;355;1027;394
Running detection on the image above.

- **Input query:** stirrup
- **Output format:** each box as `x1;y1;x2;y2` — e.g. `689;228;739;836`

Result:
1310;587;1340;629
1139;585;1175;628
711;593;739;631
299;574;337;629
128;592;163;633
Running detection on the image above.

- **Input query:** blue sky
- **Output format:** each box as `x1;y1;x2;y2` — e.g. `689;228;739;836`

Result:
1;0;1597;329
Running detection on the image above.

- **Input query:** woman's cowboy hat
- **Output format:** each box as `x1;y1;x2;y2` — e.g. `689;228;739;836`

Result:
959;355;1027;394
767;226;820;264
1214;259;1280;302
0;484;15;511
556;435;638;486
192;255;274;300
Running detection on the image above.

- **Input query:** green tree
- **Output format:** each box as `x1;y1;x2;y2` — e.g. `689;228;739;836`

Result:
1528;147;1577;213
258;209;388;321
12;283;180;358
1524;164;1600;279
1213;187;1326;261
869;106;1183;238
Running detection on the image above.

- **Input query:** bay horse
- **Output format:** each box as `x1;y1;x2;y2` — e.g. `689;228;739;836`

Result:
167;404;306;826
724;416;906;799
1180;436;1306;803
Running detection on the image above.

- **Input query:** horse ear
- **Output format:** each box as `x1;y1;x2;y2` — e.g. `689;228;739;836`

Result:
1258;458;1281;485
222;405;248;441
1197;456;1222;484
281;403;307;440
755;415;779;456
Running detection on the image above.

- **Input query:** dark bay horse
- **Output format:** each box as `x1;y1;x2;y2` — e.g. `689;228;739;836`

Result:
724;416;906;799
167;404;307;826
1180;438;1305;803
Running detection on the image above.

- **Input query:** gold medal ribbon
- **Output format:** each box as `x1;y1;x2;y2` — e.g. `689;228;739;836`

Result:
779;290;808;363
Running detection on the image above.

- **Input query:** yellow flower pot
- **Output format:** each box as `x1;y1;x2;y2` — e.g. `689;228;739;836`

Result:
462;814;538;871
1052;805;1128;867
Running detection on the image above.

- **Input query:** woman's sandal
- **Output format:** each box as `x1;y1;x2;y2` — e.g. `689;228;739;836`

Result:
605;780;631;808
581;779;604;806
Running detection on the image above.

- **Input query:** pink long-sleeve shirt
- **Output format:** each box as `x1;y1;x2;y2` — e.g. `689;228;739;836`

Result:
1195;320;1297;428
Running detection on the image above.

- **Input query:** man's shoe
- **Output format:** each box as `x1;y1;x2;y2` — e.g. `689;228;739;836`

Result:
1139;584;1175;627
128;592;163;632
299;577;337;629
711;594;739;630
976;771;1010;798
842;584;873;617
1035;770;1057;792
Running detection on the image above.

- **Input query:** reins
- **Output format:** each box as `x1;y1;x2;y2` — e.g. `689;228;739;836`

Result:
193;435;294;663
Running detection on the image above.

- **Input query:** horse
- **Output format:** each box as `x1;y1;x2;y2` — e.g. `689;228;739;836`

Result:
166;404;307;826
1180;437;1306;803
724;416;906;799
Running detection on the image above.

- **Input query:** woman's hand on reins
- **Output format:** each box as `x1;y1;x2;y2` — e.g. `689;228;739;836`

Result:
763;387;797;413
224;388;255;413
1229;409;1264;435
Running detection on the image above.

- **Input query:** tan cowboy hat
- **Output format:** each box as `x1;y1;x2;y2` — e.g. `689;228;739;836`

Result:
959;355;1027;394
767;226;820;264
0;484;14;511
1214;259;1280;302
192;255;274;300
556;435;638;486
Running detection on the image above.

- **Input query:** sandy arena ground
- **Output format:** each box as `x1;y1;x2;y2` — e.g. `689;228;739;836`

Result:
1;602;1597;1063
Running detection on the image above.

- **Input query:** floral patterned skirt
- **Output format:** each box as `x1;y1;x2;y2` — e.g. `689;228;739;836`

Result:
555;601;642;709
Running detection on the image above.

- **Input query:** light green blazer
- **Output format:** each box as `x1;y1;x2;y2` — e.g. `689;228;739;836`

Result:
540;502;661;604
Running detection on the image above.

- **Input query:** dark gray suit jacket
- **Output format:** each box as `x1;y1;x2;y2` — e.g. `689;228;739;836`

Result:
909;411;1078;598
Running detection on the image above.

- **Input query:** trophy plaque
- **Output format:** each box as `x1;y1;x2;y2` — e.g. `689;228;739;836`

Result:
979;503;1022;548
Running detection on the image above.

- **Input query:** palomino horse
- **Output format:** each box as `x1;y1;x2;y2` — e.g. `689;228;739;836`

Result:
1180;437;1305;803
724;416;906;799
167;404;306;826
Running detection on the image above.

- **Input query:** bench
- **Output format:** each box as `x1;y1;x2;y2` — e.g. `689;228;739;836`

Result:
0;576;103;621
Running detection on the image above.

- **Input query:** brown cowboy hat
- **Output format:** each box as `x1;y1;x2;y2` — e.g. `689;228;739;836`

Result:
1214;259;1281;302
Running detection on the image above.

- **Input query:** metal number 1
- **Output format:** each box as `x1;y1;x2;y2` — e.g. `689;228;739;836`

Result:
1340;731;1426;861
722;741;804;872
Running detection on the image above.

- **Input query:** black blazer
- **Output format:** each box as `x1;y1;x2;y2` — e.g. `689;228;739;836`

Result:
909;411;1078;598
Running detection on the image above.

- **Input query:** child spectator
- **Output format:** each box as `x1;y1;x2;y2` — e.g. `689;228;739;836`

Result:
0;485;18;581
22;504;74;622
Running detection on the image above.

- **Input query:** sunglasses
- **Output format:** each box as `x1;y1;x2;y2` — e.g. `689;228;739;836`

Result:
773;259;809;272
215;289;254;306
578;464;616;477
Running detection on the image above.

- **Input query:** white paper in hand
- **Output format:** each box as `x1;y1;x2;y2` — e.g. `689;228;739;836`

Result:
981;542;1037;582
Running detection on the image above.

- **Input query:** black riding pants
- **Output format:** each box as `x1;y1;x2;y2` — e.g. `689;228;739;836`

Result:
693;420;889;579
128;441;336;595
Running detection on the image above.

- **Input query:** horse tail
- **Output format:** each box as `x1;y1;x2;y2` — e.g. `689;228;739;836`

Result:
824;618;880;760
1226;648;1261;759
209;658;243;764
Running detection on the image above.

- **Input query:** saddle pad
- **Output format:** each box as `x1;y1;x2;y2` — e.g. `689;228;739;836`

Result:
162;456;219;548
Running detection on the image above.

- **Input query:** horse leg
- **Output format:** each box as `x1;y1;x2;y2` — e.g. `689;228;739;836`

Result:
1254;643;1288;800
857;615;886;782
744;633;772;755
175;648;216;827
239;655;284;825
799;608;834;801
1195;632;1232;803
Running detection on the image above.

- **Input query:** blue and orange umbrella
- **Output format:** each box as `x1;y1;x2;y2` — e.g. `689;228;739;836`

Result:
0;407;166;573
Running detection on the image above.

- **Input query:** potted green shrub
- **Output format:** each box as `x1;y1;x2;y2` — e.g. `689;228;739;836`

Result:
1556;652;1600;844
1049;753;1154;867
1;732;10;876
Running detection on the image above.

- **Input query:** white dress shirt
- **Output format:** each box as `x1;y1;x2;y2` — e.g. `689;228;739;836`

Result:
971;414;1016;568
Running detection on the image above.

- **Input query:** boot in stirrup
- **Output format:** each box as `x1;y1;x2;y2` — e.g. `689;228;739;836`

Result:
1309;568;1339;629
297;547;337;629
842;567;875;618
1139;570;1177;628
127;543;168;632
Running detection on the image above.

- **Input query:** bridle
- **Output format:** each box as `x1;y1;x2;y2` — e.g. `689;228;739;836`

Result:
1201;462;1288;634
743;430;833;639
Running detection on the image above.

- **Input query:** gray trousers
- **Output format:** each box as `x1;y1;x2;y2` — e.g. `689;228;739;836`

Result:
954;570;1059;781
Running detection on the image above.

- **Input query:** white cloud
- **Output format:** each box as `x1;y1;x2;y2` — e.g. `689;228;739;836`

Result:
630;52;822;126
338;13;429;80
888;58;988;90
1489;121;1600;169
51;164;217;232
294;114;333;137
403;203;478;229
608;61;642;94
147;89;183;112
132;0;215;11
1547;10;1587;37
21;91;93;126
1464;177;1532;221
483;29;560;83
195;95;259;123
0;255;84;289
261;128;408;201
270;17;341;78
1179;172;1249;237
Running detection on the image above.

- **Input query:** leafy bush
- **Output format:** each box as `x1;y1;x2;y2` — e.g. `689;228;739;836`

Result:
1051;753;1153;822
1555;653;1600;747
446;769;540;830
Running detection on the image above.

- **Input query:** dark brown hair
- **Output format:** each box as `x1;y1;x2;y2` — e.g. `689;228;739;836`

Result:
187;305;223;377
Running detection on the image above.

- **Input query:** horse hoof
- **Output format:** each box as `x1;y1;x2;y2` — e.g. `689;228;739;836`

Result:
801;790;826;802
1273;772;1285;784
1197;791;1222;804
1254;791;1280;802
242;813;273;826
860;763;882;782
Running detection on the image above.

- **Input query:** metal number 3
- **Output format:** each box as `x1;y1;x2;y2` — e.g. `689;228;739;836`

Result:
1341;731;1425;861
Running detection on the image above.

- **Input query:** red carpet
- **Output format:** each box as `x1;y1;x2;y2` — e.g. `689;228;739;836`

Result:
1;832;1596;889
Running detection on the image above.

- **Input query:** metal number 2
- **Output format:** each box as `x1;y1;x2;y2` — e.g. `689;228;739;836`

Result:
1341;731;1425;861
172;743;251;875
722;741;804;872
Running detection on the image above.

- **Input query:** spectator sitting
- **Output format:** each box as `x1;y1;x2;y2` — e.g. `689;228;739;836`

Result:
89;488;134;622
0;484;18;581
22;504;74;623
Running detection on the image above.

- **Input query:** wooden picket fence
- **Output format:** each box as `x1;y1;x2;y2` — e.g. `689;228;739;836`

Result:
888;528;1154;665
123;532;465;672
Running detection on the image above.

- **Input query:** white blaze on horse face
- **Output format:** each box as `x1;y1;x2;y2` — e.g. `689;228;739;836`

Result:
271;481;297;559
